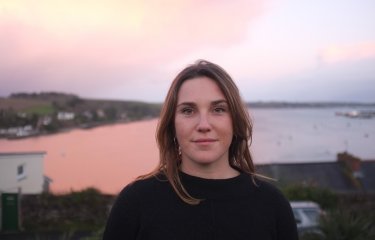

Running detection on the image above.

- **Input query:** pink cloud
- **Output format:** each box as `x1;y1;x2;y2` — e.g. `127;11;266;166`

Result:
0;0;265;66
0;0;265;98
319;42;375;64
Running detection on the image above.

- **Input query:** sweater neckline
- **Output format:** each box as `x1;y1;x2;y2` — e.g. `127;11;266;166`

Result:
178;170;254;200
179;170;243;183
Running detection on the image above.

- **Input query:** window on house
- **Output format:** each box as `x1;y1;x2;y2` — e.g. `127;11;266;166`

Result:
17;164;26;181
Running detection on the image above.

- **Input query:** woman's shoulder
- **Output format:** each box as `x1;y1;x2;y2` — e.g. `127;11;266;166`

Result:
118;172;170;200
252;176;289;202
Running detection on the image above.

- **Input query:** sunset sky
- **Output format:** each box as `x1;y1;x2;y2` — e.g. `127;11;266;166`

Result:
1;0;375;102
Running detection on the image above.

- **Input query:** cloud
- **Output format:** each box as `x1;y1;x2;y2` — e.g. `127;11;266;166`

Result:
318;42;375;65
259;56;375;102
0;0;265;99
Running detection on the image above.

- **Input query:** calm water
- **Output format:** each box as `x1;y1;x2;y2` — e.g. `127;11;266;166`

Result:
1;107;374;194
250;107;375;163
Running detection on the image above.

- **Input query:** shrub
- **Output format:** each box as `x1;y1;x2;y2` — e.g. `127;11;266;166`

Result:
21;187;114;232
281;184;338;209
319;208;375;240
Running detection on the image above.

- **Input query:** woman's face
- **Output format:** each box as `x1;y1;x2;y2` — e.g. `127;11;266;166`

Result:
174;76;234;175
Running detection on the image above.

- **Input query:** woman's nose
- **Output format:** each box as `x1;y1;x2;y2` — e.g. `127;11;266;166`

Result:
197;114;211;132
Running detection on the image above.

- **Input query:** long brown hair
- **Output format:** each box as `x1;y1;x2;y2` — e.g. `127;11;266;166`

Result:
141;60;255;205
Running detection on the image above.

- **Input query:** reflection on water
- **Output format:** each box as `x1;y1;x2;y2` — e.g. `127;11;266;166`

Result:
251;108;375;163
0;108;374;194
0;119;159;194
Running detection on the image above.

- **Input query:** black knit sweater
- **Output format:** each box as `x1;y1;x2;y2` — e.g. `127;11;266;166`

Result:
103;171;298;240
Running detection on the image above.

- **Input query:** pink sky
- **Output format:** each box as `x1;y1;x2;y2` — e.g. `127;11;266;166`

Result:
1;0;375;102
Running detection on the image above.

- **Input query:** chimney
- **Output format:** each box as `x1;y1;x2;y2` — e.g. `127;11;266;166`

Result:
337;152;361;172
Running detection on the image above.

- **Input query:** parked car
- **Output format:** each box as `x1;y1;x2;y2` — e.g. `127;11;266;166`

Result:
290;201;324;238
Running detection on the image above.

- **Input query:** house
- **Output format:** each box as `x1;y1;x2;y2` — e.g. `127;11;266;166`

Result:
0;125;36;138
256;152;375;193
0;152;51;194
57;112;75;121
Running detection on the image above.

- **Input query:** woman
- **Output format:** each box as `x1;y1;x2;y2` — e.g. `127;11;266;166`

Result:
103;60;298;240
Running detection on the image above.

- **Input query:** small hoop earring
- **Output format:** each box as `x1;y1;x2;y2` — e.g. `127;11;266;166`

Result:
174;137;182;159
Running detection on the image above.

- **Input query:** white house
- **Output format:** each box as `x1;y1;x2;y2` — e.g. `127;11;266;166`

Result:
0;152;51;194
57;111;75;121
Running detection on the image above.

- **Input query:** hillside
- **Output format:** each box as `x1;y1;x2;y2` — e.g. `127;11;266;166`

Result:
0;92;161;138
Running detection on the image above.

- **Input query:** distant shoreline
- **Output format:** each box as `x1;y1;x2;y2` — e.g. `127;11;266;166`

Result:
3;118;158;141
246;102;375;108
2;95;375;141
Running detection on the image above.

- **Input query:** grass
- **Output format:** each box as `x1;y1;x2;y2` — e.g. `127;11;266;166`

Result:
22;104;55;115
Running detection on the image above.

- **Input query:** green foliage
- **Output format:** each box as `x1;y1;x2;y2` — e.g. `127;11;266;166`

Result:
0;108;20;127
0;109;39;128
1;93;161;137
23;104;55;115
66;97;84;108
104;107;118;121
121;101;161;120
282;184;375;240
21;187;114;232
41;118;62;133
320;208;375;240
16;185;374;239
282;184;338;209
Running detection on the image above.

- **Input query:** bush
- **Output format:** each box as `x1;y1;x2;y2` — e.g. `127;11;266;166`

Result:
319;208;375;240
281;184;375;240
281;184;338;209
21;188;114;232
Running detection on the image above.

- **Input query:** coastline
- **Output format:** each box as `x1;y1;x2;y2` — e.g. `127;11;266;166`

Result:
2;117;159;141
1;107;374;194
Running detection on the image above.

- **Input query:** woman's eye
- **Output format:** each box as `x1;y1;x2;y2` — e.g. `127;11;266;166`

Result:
213;107;226;113
181;108;194;115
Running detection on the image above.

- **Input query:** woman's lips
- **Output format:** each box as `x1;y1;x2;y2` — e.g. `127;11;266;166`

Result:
192;138;217;144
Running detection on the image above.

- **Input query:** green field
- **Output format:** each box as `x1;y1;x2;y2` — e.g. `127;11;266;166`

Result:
23;104;55;115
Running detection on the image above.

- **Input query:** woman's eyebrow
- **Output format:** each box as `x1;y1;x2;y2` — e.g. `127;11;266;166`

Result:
176;102;196;107
177;100;228;107
211;100;228;105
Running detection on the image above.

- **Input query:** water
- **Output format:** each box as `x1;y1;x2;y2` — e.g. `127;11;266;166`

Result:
250;107;375;163
0;108;374;194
